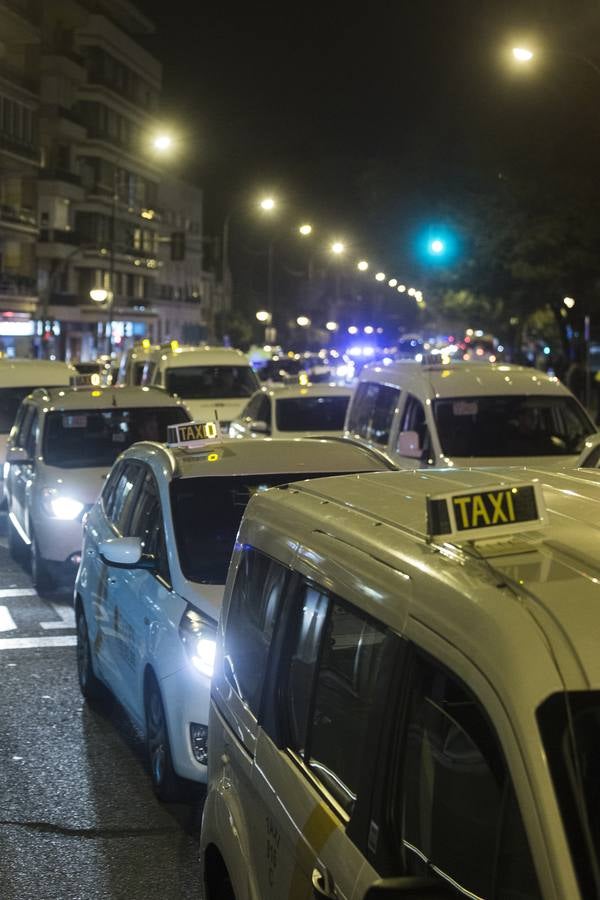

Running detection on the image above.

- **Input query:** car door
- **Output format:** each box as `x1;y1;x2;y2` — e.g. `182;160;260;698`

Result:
394;393;435;468
251;579;390;900
11;406;38;537
108;466;172;722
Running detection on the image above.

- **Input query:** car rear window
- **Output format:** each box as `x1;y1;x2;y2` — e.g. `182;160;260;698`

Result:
165;365;259;399
42;406;189;468
275;395;350;432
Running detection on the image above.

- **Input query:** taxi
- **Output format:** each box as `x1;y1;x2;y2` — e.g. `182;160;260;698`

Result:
228;383;353;439
345;359;597;468
201;466;600;900
74;424;395;801
5;385;189;592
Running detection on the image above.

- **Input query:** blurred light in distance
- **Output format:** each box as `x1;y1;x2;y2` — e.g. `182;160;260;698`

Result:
564;296;575;309
153;134;173;151
429;239;445;255
357;260;369;271
256;310;271;322
388;278;398;287
398;284;406;292
331;241;345;254
375;272;386;282
544;346;551;355
364;326;374;334
296;315;311;327
326;321;338;331
260;196;276;211
348;325;358;334
299;224;312;235
513;47;533;62
407;288;416;296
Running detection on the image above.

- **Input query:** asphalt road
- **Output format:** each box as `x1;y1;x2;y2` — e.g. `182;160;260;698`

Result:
0;517;204;900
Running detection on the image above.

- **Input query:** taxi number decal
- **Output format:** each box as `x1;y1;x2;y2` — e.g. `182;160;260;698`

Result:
452;489;517;530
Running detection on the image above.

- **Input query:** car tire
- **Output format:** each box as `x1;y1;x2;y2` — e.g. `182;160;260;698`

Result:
30;533;54;596
76;602;104;702
7;517;26;564
145;674;183;802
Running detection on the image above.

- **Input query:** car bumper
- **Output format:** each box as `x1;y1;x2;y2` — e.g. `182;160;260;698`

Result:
159;665;211;783
34;515;85;565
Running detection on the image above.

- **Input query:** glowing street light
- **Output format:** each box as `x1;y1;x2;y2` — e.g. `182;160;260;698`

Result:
256;310;272;322
326;321;339;331
513;47;534;62
348;325;358;335
357;260;369;271
299;224;312;235
259;196;276;211
563;296;576;309
364;325;374;335
330;241;345;255
152;133;173;152
296;315;311;327
388;278;398;287
375;272;386;282
407;287;416;296
90;288;110;303
397;284;406;293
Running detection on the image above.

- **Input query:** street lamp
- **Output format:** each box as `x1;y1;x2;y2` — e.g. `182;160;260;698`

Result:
564;296;576;309
90;288;113;354
513;47;534;62
375;272;386;282
259;196;276;212
299;224;312;236
326;321;338;331
296;315;311;327
152;133;173;152
357;260;369;271
330;241;345;255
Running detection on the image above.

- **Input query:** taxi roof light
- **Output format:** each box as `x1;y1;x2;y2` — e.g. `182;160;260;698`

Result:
426;482;547;544
167;419;222;449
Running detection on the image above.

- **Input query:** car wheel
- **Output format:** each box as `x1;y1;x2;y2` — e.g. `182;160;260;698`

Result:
30;533;54;595
76;602;104;701
145;674;183;802
7;517;26;564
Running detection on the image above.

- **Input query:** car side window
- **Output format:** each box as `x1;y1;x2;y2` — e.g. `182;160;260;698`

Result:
24;410;39;459
347;382;400;445
10;403;28;443
102;463;123;515
397;653;541;898
243;394;262;421
397;394;431;460
224;548;286;716
308;600;387;815
13;406;34;449
107;462;141;533
257;394;271;426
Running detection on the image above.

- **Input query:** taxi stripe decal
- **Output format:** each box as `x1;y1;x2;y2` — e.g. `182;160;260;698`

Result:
288;802;338;900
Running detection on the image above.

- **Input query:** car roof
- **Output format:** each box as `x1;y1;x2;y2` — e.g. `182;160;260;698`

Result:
265;384;353;399
247;465;600;698
0;359;75;385
145;345;251;367
25;385;189;410
360;360;571;398
121;436;394;479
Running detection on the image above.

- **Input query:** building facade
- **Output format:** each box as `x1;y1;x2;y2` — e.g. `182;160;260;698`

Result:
0;0;223;362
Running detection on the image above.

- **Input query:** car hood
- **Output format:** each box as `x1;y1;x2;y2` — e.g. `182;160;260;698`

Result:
184;398;249;424
178;580;225;624
37;464;110;504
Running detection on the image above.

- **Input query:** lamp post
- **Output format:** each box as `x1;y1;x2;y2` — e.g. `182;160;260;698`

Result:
90;287;113;355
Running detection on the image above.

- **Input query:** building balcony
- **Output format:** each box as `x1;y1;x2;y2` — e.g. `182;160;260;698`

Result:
38;168;81;187
0;132;40;164
38;228;80;245
0;272;37;296
0;203;37;231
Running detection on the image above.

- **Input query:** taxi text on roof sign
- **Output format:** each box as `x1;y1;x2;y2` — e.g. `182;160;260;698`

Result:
167;420;221;448
426;482;548;543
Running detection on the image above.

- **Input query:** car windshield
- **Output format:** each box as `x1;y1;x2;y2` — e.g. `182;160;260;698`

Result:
275;395;350;432
433;395;594;457
172;469;362;583
0;387;34;433
165;365;258;399
538;692;600;898
43;406;189;468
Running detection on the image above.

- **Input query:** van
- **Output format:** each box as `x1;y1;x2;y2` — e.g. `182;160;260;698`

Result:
141;345;260;426
200;466;600;899
0;358;76;501
344;359;596;468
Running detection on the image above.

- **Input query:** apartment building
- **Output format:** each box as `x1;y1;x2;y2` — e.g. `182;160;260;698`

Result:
0;0;41;356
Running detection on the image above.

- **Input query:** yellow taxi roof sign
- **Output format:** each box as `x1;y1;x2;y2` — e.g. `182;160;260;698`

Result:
167;420;221;448
427;482;548;543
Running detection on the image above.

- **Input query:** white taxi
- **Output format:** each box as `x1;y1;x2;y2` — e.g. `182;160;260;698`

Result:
74;424;395;801
229;384;353;439
5;385;190;593
345;359;597;468
201;465;600;900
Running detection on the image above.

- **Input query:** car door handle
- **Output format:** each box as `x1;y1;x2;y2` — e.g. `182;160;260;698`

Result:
107;577;117;586
311;867;337;900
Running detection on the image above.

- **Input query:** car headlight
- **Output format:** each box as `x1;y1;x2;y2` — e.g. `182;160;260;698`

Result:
179;605;217;678
41;490;84;520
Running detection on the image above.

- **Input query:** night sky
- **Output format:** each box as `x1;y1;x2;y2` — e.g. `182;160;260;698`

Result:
136;1;600;250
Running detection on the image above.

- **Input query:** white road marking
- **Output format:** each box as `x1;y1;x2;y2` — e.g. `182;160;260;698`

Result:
40;603;76;630
0;605;16;632
0;635;76;650
0;588;36;599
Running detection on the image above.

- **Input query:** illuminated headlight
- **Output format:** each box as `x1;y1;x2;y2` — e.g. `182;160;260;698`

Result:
179;605;217;678
41;490;84;520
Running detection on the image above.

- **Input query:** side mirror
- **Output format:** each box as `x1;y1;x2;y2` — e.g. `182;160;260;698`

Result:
99;537;156;570
6;446;33;465
397;430;422;458
363;876;456;899
251;419;270;434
